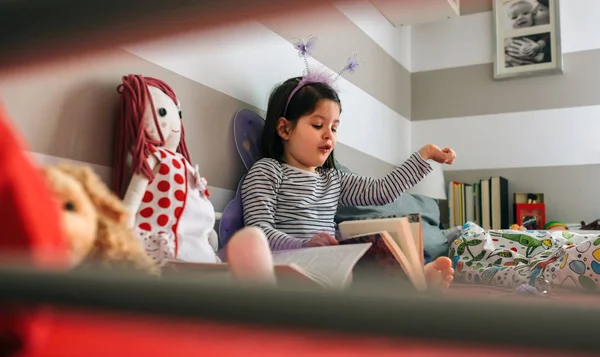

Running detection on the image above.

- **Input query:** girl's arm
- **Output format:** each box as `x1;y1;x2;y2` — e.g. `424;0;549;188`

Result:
337;152;432;207
241;159;306;251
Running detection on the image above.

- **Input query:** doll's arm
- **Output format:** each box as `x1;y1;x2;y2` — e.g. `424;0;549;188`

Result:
122;155;158;228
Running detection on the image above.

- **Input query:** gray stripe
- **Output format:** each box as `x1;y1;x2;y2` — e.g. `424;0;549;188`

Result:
0;49;253;191
411;49;600;121
2;49;397;193
260;3;411;119
439;164;600;227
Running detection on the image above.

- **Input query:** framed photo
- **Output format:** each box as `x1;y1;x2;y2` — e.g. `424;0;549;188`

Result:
492;0;563;80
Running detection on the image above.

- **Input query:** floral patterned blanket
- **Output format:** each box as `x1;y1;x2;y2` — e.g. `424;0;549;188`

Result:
449;222;600;293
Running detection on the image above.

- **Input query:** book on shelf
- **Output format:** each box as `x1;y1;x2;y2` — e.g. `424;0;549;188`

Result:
166;214;427;291
447;176;508;230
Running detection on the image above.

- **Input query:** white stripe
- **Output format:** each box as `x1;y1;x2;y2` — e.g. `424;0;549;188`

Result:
28;152;235;212
411;11;492;72
121;20;412;167
411;105;600;170
411;0;600;72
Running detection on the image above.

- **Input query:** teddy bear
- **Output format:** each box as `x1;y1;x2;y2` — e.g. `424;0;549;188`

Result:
41;163;160;275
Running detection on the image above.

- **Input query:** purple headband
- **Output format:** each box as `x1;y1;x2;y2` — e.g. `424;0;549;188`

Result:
283;35;360;116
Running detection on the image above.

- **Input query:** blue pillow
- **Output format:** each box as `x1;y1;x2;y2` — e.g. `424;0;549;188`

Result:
333;160;449;260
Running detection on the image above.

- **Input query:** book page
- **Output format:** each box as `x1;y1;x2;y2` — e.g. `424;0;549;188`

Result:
338;215;424;266
338;215;426;288
339;232;412;278
164;262;323;288
394;219;427;291
271;243;372;289
404;214;424;267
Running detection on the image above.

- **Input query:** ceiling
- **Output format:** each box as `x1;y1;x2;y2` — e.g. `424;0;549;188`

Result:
368;0;492;27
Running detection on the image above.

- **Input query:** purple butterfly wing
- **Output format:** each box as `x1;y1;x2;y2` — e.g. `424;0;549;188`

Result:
292;38;306;57
292;38;305;51
304;36;318;56
305;36;318;49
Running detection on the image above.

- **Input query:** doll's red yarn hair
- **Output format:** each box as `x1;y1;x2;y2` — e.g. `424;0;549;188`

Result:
112;74;191;198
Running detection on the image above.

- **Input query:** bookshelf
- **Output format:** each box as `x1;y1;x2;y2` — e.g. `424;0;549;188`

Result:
447;176;509;229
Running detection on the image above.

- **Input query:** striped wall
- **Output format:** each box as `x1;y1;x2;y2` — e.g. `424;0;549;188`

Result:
0;6;408;213
408;0;600;225
2;0;598;227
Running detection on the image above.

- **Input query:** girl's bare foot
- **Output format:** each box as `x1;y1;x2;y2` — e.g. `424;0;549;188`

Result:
226;227;277;286
424;256;454;290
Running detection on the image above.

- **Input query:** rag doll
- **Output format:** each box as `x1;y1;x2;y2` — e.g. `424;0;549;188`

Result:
42;163;160;275
112;74;220;264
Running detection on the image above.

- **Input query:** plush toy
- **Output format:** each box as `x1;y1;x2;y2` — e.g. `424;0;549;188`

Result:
581;219;600;230
42;163;160;275
112;74;221;264
544;221;568;231
509;224;526;231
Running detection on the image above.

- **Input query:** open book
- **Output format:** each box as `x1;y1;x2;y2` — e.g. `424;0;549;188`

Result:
165;214;425;291
165;243;372;290
337;214;427;292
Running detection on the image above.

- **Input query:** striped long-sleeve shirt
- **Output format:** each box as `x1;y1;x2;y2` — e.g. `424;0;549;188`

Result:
241;152;433;251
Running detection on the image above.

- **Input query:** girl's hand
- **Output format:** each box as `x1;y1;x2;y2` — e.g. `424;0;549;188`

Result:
419;144;456;165
303;233;339;247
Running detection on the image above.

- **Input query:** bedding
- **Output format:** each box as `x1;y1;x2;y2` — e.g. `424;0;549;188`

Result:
450;222;600;293
333;159;449;261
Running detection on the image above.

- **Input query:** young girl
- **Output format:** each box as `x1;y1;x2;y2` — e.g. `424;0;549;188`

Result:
241;76;457;289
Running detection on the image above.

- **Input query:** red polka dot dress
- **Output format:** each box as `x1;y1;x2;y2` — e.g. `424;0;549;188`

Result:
134;145;218;263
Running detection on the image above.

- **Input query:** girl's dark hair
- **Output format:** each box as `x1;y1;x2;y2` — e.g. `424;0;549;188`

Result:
261;77;341;170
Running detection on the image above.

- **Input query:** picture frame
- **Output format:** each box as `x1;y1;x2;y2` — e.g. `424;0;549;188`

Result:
492;0;563;80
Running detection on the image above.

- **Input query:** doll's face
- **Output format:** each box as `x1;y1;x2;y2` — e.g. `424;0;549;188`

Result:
144;86;182;151
43;168;97;267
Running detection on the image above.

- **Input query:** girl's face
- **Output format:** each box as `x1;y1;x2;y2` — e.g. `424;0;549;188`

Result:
533;3;550;25
508;1;534;28
277;99;340;172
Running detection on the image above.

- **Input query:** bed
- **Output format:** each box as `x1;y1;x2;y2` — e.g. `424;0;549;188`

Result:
1;265;598;357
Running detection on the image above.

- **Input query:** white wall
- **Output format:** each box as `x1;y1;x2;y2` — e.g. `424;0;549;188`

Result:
334;1;412;71
123;20;413;167
411;106;600;171
411;0;600;72
409;0;600;171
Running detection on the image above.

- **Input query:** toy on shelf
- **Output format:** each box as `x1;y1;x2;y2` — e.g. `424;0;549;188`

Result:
509;224;526;231
42;163;160;275
526;194;539;204
581;219;600;230
544;221;568;231
514;192;546;230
